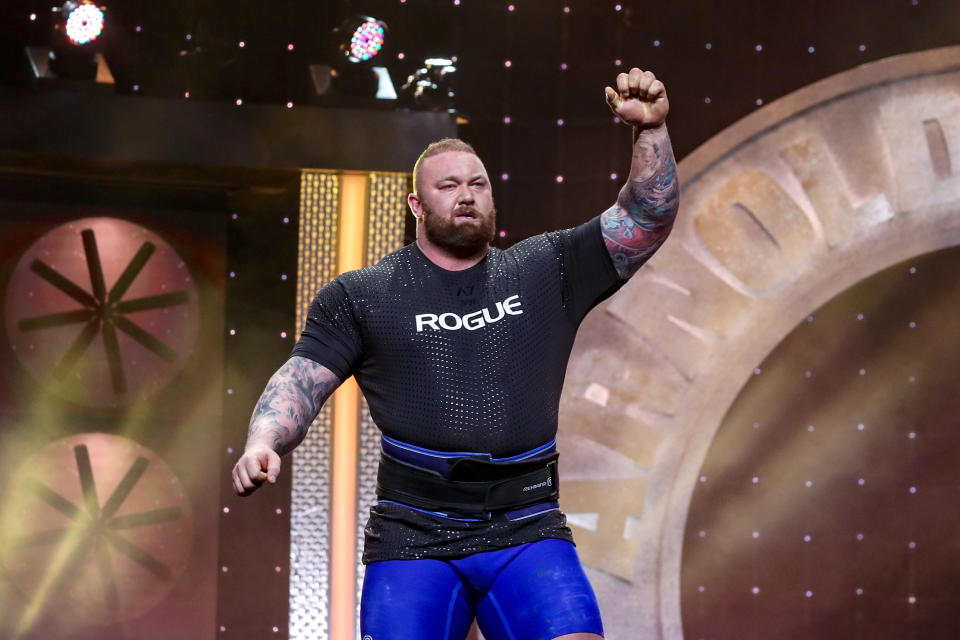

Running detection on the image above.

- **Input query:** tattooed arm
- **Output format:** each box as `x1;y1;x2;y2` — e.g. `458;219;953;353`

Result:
231;356;342;496
601;69;680;280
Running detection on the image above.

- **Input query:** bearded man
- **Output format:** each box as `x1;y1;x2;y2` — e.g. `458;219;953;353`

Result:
232;68;679;640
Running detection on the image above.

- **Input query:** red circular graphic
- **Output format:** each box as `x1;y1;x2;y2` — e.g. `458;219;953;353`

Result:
0;433;194;627
4;217;199;407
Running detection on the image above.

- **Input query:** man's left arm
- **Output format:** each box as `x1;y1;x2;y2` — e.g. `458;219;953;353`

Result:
601;68;680;280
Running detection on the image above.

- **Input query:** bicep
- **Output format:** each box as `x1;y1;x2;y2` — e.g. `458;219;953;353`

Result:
292;280;363;380
600;202;673;280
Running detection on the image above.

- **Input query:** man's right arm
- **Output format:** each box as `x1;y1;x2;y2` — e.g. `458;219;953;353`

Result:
231;355;342;496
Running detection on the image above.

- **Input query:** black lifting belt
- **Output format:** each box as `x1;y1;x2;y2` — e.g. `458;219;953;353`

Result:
376;451;560;516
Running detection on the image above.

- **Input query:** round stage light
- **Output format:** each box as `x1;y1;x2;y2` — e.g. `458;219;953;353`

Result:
348;18;386;63
398;58;457;111
62;1;105;46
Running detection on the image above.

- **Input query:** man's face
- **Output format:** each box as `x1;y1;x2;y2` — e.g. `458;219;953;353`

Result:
415;151;496;256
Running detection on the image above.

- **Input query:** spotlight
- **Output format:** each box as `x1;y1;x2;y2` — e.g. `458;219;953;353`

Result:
24;0;113;89
61;0;105;45
332;16;388;96
344;18;386;63
307;15;397;104
398;58;457;112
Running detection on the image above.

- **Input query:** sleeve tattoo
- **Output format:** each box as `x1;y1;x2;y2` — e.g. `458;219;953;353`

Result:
246;356;342;455
601;125;680;280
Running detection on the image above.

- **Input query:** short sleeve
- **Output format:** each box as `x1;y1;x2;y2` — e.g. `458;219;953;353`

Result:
557;216;625;324
289;278;363;380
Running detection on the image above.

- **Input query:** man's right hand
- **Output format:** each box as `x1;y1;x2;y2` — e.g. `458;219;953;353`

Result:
232;443;281;496
232;357;342;496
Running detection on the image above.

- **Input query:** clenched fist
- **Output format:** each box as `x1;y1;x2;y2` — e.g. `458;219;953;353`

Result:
605;68;669;129
232;443;281;496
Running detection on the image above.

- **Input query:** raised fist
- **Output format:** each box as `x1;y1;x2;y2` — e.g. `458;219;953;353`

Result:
605;68;669;129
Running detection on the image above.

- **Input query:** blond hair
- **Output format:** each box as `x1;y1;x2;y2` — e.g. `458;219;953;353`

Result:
412;138;478;195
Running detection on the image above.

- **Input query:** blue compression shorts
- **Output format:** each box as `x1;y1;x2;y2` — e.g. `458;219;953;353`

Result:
360;538;603;640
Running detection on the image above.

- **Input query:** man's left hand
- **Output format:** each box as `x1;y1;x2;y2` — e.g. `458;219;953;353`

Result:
605;68;669;129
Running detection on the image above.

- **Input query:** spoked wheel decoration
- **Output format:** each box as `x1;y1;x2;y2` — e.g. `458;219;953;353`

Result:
4;218;199;407
0;433;194;628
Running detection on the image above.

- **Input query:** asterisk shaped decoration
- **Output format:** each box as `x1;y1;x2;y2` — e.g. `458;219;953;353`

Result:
17;228;188;396
17;443;183;612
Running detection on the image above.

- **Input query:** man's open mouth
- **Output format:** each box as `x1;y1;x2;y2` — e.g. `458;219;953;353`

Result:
455;210;478;219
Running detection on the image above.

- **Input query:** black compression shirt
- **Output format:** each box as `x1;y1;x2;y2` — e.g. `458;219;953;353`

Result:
291;216;624;561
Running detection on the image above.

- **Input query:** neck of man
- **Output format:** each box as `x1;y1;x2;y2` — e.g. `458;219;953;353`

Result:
415;235;489;271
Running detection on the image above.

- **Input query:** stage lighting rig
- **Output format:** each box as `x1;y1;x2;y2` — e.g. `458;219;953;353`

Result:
343;17;386;64
308;15;397;104
25;0;113;89
53;0;107;70
397;58;457;112
58;0;105;46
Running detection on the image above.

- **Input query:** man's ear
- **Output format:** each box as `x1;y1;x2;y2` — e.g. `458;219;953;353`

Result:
408;193;423;219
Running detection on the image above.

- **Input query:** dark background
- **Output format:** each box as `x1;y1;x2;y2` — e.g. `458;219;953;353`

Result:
4;0;960;241
684;246;960;640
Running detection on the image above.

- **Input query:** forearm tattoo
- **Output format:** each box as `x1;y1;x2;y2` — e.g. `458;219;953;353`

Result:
601;125;680;279
246;356;342;455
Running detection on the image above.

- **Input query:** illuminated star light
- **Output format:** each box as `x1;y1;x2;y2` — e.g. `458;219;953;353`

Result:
65;3;105;45
349;20;385;62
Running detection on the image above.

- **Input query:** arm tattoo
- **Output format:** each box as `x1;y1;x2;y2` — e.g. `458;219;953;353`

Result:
246;356;342;455
601;124;680;280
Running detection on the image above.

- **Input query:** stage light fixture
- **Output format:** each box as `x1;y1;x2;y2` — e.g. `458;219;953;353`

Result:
347;18;386;63
59;0;106;46
308;15;397;103
24;0;113;89
398;58;457;112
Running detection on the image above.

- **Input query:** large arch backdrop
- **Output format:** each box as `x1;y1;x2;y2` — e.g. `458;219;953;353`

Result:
558;46;960;639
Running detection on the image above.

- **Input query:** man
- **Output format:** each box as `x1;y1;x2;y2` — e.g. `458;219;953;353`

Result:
232;68;679;640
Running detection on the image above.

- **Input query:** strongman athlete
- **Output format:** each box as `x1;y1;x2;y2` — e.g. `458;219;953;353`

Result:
232;68;679;640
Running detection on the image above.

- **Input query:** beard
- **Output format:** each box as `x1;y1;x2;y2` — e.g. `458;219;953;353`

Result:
421;201;496;258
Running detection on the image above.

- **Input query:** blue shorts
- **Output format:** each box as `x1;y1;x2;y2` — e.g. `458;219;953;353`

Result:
360;538;603;640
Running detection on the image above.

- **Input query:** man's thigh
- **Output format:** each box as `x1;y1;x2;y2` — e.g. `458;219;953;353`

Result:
360;558;474;640
475;539;604;640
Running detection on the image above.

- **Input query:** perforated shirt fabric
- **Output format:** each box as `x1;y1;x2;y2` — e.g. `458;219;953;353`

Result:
291;216;625;562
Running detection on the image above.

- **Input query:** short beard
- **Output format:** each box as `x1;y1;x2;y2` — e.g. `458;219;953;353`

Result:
421;202;496;258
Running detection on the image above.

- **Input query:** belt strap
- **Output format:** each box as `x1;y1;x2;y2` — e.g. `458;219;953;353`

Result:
376;451;559;517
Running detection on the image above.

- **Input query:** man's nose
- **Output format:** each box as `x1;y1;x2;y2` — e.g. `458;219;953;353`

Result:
457;186;475;203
